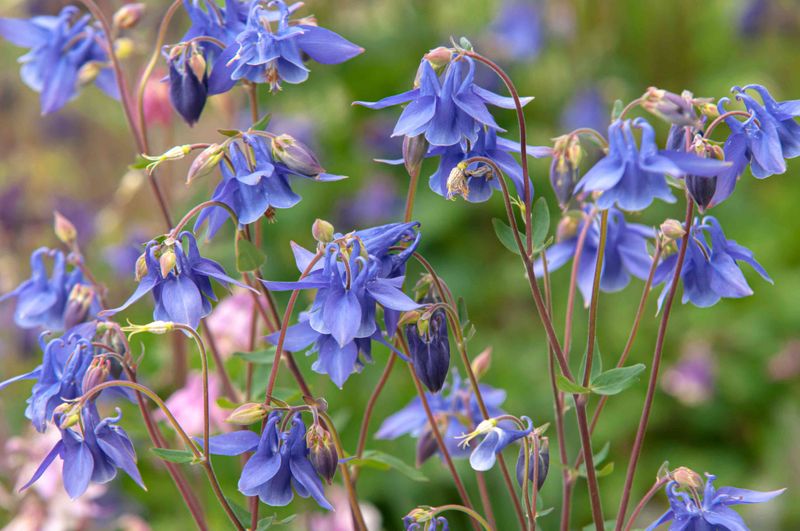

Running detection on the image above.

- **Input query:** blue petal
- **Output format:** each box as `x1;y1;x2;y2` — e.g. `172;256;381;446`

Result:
366;279;420;311
353;88;419;110
714;486;785;506
295;25;363;64
204;430;261;456
323;288;361;347
20;440;63;491
469;429;500;471
472;85;533;109
160;275;205;327
62;439;94;499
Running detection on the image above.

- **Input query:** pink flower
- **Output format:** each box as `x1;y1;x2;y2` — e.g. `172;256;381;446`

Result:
143;70;173;128
206;291;265;359
157;372;228;436
306;487;382;531
661;340;716;406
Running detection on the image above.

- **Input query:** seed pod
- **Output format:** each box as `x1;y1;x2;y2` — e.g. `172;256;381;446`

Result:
306;423;338;484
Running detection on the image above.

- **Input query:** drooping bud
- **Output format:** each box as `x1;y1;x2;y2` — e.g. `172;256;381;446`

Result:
311;218;335;243
406;306;450;393
470;347;492;380
415;426;439;467
135;253;148;281
225;402;268;425
167;42;208;126
159;247;177;278
660;219;686;241
54;211;78;247
402;134;428;178
124;321;175;336
672;466;703;490
516;436;550;491
112;3;145;29
424;46;452;71
446;162;469;200
685;137;724;211
642;87;698;127
306;423;338;484
187;143;224;183
271;134;324;177
64;284;95;329
550;135;582;207
82;356;111;394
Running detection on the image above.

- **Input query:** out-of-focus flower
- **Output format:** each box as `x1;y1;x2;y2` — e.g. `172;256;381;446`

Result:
768;339;800;381
647;473;784;531
487;0;542;62
206;291;264;358
143;69;173;128
306;487;382;531
335;175;402;228
155;372;227;436
0;6;119;114
561;86;608;134
661;340;716;406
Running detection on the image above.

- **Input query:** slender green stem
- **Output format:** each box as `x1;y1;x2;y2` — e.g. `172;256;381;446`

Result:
623;477;668;531
433;504;493;530
704;110;754;138
582;209;609;388
169;200;239;237
563;208;598;357
246;82;260;124
319;412;368;531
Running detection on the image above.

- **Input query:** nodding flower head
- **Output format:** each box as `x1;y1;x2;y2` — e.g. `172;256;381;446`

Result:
165;42;208;125
458;416;533;472
403;507;449;531
406;301;450;393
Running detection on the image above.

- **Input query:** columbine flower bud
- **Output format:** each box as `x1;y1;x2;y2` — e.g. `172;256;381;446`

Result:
684;138;724;211
225;402;268;425
187;143;224;183
516;436;550;491
415;426;439;467
402;134;428;178
672;466;703;489
135;253;148;281
124;321;175;336
424;46;452;70
54;211;77;247
82;356;111;393
112;3;145;29
550;135;581;206
271;134;324;177
643;87;698;127
471;347;492;380
660;219;686;241
54;402;83;429
311;218;335;243
64;284;95;329
167;43;208;126
159;248;176;278
446;162;469;200
306;423;338;484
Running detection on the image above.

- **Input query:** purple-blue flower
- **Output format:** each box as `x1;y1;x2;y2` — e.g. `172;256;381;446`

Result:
459;416;532;472
647;473;784;531
406;304;450;393
376;373;507;460
22;405;144;499
404;514;449;531
354;53;532;147
204;412;332;510
166;42;208;126
264;222;421;386
487;0;542;62
655;216;772;308
195;134;344;238
104;231;248;328
576;118;726;211
0;6;119;114
535;208;655;304
207;0;363;94
0;247;100;331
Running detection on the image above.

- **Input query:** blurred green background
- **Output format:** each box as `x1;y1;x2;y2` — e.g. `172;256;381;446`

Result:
1;0;799;529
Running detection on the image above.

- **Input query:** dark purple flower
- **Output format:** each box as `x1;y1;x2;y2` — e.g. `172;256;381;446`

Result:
166;42;208;126
406;305;450;393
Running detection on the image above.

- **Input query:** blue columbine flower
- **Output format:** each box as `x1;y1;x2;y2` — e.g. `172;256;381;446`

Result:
516;437;549;490
195;134;344;238
457;416;533;471
165;42;209;126
0;6;119;114
104;231;249;328
207;0;363;94
376;373;507;460
404;513;449;531
263;222;421;387
647;473;784;531
487;0;542;62
535;208;655;305
575;118;727;211
406;303;450;393
204;412;333;510
23;405;144;499
354;52;533;147
1;247;100;331
655;216;772;308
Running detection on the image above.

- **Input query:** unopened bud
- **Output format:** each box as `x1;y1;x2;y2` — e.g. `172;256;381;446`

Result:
550;135;582;206
54;402;83;429
187;144;224;183
135;253;148;281
415;425;440;467
124;321;174;335
471;347;492;380
112;3;145;29
187;50;207;82
672;466;703;489
398;310;421;327
402;134;428;178
516;436;550;491
446;162;469;200
114;37;135;60
424;46;452;70
311;219;334;243
159;248;176;278
64;284;95;329
306;424;338;484
82;356;111;393
699;102;719;119
54;211;77;246
77;61;103;86
660;219;686;241
271;134;324;177
226;402;268;425
642;87;698;127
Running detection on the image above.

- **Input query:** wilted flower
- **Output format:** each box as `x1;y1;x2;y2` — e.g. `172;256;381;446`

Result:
204;412;333;509
647;473;784;531
0;6;119;114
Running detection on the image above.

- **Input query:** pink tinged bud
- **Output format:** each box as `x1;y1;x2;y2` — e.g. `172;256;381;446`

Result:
424;46;452;70
672;466;703;489
187;144;224;183
159;248;176;278
550;135;582;206
470;347;492;379
187;49;207;83
53;211;77;246
660;219;686;241
271;134;325;177
64;284;95;329
402;134;428;178
135;253;148;281
311;218;335;243
225;402;268;425
112;3;145;29
82;356;111;394
306;424;338;484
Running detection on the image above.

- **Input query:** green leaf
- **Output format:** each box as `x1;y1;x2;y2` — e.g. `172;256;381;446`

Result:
533;235;554;255
556;374;591;394
233;348;276;364
457;297;469;326
216;396;238;409
596;461;615;477
255;514;296;530
130;154;150;170
590;364;646;395
592;441;611;466
225;496;251;527
236;237;266;272
532;197;550;249
611;99;624;121
459;36;473;51
579;341;603;384
350;450;428;482
492;218;522;255
218;129;241;137
252;113;272;131
150;447;195;464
